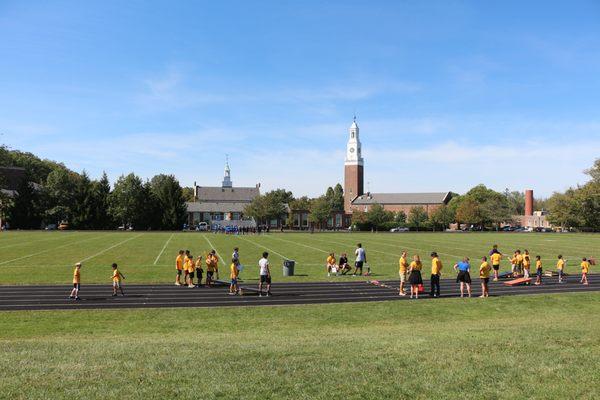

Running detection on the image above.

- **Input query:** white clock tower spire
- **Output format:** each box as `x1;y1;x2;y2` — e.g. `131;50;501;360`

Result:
345;115;363;166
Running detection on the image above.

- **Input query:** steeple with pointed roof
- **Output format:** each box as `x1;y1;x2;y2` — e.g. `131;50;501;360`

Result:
222;155;233;188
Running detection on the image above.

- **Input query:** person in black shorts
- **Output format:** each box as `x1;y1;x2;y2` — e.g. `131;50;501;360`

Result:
258;252;271;297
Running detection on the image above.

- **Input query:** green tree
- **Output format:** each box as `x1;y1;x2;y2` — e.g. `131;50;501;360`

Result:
108;173;148;229
429;205;454;231
407;206;429;231
394;211;407;225
71;171;95;229
244;191;287;226
9;172;43;228
584;158;600;184
44;169;79;224
182;186;195;202
149;174;187;230
366;203;394;231
309;196;332;229
455;198;481;226
91;172;112;229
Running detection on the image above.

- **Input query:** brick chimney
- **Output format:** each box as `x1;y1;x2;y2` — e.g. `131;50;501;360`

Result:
525;189;533;216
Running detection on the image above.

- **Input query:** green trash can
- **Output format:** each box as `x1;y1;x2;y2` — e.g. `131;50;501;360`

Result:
283;260;295;276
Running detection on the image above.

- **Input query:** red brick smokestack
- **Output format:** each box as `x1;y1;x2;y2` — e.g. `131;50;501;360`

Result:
525;189;534;216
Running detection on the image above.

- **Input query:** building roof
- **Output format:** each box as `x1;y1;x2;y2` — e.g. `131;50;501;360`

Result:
186;201;249;213
196;186;259;203
352;192;451;205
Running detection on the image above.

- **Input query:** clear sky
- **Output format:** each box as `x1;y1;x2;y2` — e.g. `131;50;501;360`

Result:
1;0;599;197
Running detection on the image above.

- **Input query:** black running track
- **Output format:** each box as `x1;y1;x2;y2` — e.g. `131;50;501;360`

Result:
0;275;597;311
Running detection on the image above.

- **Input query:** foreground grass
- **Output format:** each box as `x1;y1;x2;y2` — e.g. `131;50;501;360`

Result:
0;231;598;284
1;293;599;399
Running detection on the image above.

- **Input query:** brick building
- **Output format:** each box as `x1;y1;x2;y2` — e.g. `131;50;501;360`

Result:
343;118;451;215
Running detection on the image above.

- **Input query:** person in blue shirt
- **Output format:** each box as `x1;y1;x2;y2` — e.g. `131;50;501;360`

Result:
453;257;472;298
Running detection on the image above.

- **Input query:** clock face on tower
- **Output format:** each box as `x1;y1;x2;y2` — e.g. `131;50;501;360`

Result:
349;147;355;153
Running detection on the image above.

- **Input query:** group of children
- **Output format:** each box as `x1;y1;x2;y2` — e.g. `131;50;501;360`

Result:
67;241;592;301
68;262;124;300
325;243;370;276
175;247;273;296
489;245;590;286
175;249;222;288
392;244;592;300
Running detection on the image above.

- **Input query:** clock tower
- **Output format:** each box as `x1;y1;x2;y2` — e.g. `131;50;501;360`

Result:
344;117;364;213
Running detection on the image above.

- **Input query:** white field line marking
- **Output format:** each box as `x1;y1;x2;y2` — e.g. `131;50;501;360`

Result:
153;233;174;265
266;234;329;253
236;235;290;261
202;234;227;266
0;233;112;266
0;233;79;250
79;234;144;263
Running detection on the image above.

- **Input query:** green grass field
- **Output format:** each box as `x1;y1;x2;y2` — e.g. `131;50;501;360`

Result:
0;231;597;285
0;293;598;399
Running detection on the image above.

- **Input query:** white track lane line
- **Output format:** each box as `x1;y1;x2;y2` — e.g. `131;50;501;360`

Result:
153;233;175;265
236;235;290;260
79;234;144;263
266;234;329;253
0;233;112;266
202;234;227;266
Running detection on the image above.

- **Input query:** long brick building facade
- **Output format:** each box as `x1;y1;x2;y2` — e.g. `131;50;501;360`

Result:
343;118;451;215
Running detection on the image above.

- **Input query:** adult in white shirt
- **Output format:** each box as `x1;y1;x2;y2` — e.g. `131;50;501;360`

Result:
258;252;271;297
352;243;367;276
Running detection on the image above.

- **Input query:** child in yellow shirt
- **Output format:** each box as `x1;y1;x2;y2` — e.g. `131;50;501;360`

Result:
556;255;566;283
522;250;531;278
479;256;491;298
69;262;82;300
186;255;195;288
326;253;337;276
229;258;240;295
111;263;125;296
581;258;590;285
534;256;542;285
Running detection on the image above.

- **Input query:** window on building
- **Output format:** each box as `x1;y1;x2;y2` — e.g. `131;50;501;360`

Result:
232;212;241;221
270;219;278;228
335;214;342;227
301;213;309;227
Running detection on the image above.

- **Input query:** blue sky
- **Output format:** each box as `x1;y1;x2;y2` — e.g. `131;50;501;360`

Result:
1;0;599;197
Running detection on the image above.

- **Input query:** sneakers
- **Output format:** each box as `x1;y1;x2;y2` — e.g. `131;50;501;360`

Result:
267;292;272;297
399;292;406;296
75;297;81;301
327;273;331;277
175;282;181;286
259;293;263;297
493;277;498;282
112;293;117;297
188;285;194;288
69;296;74;299
228;292;235;296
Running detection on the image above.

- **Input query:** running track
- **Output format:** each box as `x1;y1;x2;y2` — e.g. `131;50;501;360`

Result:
0;274;597;311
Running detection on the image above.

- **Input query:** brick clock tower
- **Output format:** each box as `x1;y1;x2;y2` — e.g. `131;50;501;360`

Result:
344;117;364;213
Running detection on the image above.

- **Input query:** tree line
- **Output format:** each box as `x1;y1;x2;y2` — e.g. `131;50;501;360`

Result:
0;146;187;230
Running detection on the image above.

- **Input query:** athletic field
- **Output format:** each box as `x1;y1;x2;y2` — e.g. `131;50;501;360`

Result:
0;231;597;284
1;231;599;399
